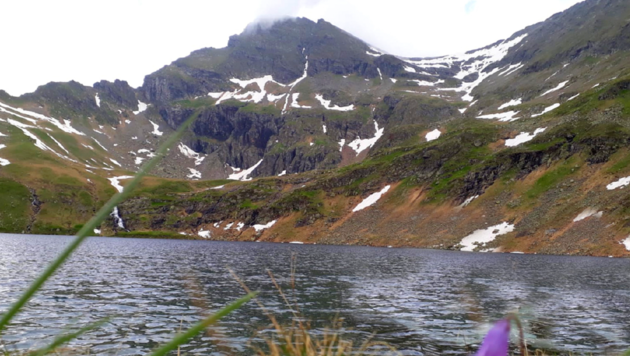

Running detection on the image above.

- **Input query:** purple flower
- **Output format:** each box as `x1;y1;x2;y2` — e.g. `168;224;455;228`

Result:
476;319;511;356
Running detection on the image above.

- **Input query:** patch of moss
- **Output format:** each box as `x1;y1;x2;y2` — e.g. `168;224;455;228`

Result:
525;158;580;199
240;199;258;209
134;180;193;198
175;97;218;109
239;103;281;116
607;151;630;174
0;178;31;233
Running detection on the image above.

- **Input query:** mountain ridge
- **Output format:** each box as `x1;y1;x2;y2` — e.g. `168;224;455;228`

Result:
2;0;630;256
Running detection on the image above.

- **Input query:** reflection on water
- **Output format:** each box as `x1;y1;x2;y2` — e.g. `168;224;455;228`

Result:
0;234;629;354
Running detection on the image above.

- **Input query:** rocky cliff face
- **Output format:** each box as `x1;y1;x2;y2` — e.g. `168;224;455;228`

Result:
93;80;140;110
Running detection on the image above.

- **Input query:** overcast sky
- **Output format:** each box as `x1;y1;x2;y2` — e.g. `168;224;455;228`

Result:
0;0;583;96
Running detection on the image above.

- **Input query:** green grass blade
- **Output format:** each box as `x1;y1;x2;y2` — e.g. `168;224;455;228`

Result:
0;114;198;333
29;318;109;356
149;292;257;356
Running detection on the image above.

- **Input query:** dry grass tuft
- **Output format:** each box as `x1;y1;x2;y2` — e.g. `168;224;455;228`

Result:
251;319;400;356
229;256;401;356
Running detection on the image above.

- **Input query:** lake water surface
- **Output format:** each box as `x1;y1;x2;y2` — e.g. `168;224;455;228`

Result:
0;234;629;355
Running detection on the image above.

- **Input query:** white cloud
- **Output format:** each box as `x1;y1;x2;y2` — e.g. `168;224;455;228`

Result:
254;0;324;22
465;0;477;13
0;0;583;96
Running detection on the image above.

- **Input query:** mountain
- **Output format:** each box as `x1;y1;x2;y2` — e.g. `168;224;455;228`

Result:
2;0;630;256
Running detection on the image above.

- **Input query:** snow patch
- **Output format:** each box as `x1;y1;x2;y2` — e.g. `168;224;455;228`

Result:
477;111;520;122
229;75;286;103
314;94;354;111
390;78;398;83
621;237;630;251
253;220;277;232
531;103;560;118
407;34;527;102
352;185;391;212
47;133;70;155
411;79;444;87
187;168;201;180
567;94;580;101
8;119;76;162
133;101;148;115
278;170;287;177
369;46;384;55
459;195;479;208
403;66;416;73
0;102;84;135
546;71;559;81
107;176;134;193
93;229;101;235
498;63;524;76
290;93;312;109
347;121;384;155
0;144;8;166
0;106;37;124
92;137;108;152
505;128;546;147
228;159;263;181
338;138;345;152
573;208;603;222
198;229;211;238
178;142;205;166
425;129;441;142
460;222;515;252
288;55;309;88
267;93;286;103
541;81;569;96
95;94;101;107
498;98;522;110
148;120;163;136
607;177;630;190
137;149;155;157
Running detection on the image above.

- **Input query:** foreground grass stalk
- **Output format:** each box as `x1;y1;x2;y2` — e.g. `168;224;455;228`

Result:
149;292;257;356
29;319;110;356
0;115;198;333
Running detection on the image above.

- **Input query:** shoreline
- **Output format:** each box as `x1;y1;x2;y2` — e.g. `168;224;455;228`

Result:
1;231;627;259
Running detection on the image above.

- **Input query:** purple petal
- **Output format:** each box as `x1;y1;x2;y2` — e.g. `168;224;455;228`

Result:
475;319;510;356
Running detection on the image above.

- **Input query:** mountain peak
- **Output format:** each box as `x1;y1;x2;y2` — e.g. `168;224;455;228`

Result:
141;16;385;103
